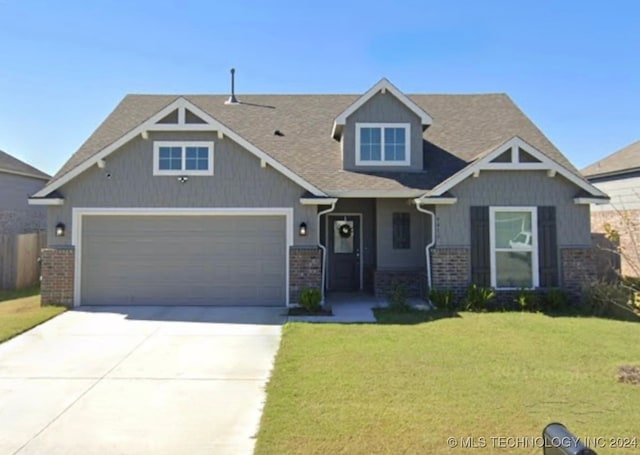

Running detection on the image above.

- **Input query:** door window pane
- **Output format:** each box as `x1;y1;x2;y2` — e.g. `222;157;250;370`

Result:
334;220;354;253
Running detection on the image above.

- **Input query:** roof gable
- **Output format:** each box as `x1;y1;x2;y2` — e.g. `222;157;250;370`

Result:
33;97;326;198
423;136;607;199
331;78;433;139
582;139;640;178
0;150;50;180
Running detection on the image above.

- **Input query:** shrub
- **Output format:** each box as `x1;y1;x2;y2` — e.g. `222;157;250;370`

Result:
514;289;540;312
582;282;633;317
299;288;322;313
541;288;570;312
387;281;409;311
429;288;456;311
463;284;495;312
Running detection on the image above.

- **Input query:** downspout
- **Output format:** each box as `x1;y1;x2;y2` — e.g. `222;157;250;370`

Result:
317;201;337;303
414;199;435;291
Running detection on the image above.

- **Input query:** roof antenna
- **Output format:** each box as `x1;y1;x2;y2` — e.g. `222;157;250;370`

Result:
225;68;239;105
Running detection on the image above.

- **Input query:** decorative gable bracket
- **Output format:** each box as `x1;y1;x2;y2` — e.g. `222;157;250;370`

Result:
419;136;609;204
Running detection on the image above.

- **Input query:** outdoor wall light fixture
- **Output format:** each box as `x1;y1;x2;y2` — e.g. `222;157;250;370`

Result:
55;223;66;237
299;222;307;236
177;176;189;184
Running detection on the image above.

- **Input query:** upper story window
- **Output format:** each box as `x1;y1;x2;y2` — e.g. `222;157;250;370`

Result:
153;141;214;176
355;123;410;166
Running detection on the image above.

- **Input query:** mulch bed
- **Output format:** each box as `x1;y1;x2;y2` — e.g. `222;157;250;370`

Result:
287;307;333;316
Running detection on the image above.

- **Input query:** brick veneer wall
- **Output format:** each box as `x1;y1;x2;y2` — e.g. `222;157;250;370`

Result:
373;269;425;298
430;248;470;297
41;247;74;307
591;209;640;277
561;247;597;301
289;246;322;303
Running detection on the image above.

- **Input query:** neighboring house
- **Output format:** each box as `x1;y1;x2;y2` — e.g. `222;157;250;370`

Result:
0;150;50;289
29;78;607;307
583;140;640;277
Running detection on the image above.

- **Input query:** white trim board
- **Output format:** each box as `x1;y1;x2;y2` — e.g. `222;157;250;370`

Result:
71;207;294;307
34;97;326;198
421;136;607;200
355;123;411;166
28;198;65;206
332;78;433;138
325;213;364;291
152;141;214;176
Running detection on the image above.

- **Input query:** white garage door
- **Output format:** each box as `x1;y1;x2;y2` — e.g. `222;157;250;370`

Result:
79;215;287;306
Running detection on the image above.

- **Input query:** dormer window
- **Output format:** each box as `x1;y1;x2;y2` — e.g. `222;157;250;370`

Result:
355;123;410;166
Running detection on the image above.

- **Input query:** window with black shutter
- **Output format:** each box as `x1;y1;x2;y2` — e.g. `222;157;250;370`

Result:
392;213;410;249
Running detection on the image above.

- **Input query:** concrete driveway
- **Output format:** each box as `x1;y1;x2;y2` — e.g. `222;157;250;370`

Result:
0;306;284;455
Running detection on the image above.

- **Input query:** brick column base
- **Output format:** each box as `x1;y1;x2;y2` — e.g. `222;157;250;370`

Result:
41;247;75;307
561;247;597;302
431;248;470;297
373;270;425;299
289;246;322;304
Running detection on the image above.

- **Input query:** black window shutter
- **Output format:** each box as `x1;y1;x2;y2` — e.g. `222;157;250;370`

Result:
392;213;410;249
538;206;558;287
470;206;490;286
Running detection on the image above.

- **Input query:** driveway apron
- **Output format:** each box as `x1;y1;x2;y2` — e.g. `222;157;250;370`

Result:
0;306;284;455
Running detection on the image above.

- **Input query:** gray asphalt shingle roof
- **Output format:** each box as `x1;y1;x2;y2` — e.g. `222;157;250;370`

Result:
582;140;640;178
49;93;574;195
0;150;50;180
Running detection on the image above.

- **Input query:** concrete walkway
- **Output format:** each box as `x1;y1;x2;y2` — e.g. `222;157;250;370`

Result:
0;306;284;455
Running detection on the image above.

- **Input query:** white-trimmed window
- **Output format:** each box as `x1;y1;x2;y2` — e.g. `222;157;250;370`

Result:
489;207;539;289
153;141;214;175
355;123;410;166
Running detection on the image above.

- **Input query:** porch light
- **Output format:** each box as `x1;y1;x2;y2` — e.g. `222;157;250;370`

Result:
299;222;308;236
55;223;66;237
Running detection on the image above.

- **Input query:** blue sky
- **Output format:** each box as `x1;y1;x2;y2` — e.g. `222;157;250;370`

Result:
1;0;638;176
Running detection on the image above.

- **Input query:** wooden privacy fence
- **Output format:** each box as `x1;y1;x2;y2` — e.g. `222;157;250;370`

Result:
0;232;47;290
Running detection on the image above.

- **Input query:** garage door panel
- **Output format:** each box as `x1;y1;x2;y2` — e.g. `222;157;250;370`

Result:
81;215;286;306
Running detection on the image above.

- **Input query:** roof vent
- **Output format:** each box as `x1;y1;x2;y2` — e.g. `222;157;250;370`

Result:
274;130;284;137
224;68;239;105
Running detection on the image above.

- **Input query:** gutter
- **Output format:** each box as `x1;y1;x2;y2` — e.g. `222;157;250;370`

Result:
317;201;337;303
414;199;435;291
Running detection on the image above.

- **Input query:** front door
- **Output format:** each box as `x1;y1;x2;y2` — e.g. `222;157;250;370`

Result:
328;215;361;291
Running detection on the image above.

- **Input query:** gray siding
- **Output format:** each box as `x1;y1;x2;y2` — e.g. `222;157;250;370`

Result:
342;92;423;172
591;176;640;211
81;215;285;305
0;172;47;235
376;199;431;269
437;171;592;248
48;131;316;246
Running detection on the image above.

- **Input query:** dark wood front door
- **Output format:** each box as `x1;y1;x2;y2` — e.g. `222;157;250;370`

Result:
328;215;360;291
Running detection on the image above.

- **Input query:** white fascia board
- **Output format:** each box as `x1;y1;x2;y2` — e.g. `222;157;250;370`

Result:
328;189;426;198
574;197;611;205
331;78;433;138
28;198;64;206
34;97;327;198
0;169;50;181
424;136;608;199
300;197;339;205
413;197;458;205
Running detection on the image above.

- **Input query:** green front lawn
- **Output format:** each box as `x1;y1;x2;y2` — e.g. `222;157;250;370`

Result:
0;287;65;343
255;312;640;454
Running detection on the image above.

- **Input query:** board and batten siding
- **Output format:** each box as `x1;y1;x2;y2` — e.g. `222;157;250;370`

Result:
47;131;316;246
376;199;431;269
437;170;591;248
342;91;423;172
